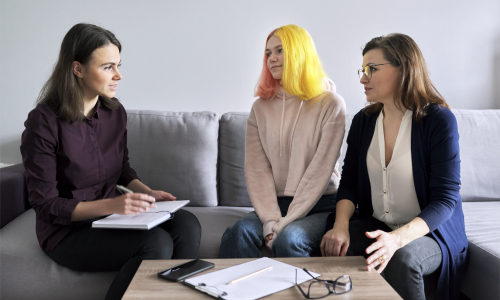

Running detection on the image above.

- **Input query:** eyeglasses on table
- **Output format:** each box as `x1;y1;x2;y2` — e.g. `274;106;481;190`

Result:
295;268;352;299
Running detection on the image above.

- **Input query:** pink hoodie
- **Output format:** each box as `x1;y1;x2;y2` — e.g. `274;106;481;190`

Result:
245;78;346;248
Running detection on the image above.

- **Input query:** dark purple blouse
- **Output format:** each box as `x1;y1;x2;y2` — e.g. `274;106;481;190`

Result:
20;99;139;251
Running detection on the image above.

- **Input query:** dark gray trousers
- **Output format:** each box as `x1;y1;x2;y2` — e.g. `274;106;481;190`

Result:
328;215;442;300
47;209;201;300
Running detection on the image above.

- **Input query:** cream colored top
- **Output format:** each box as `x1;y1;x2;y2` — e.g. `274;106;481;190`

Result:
367;109;421;231
245;79;346;244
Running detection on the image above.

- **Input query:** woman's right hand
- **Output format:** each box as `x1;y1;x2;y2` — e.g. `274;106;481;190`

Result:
107;193;156;215
320;221;350;257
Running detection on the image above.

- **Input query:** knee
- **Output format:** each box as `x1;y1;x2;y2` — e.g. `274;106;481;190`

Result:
138;228;174;260
175;210;201;234
226;218;260;241
386;247;419;277
273;226;309;257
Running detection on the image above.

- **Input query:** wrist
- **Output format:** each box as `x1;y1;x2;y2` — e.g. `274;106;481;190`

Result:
101;198;114;215
391;231;405;248
333;218;349;229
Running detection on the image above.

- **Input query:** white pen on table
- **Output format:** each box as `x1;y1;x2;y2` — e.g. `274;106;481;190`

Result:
226;266;273;285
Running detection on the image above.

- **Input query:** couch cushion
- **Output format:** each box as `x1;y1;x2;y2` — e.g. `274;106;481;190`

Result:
218;112;252;207
461;202;500;300
453;109;500;202
183;206;254;258
127;110;219;207
0;209;116;300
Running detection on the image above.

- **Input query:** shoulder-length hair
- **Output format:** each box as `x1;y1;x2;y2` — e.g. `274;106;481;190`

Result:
37;23;121;122
362;33;449;121
254;24;327;100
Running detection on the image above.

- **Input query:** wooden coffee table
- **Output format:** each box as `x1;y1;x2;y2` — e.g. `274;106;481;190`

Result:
123;257;402;299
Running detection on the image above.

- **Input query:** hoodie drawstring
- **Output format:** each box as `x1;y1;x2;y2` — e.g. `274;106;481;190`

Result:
279;92;285;157
279;90;303;158
289;100;303;158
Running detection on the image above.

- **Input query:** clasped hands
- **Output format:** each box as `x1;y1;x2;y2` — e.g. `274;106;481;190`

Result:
320;224;402;273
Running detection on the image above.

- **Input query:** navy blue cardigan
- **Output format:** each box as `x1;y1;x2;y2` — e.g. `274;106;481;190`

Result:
336;104;468;300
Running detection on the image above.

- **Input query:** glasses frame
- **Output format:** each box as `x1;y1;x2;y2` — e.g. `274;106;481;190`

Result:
358;63;392;79
295;268;352;299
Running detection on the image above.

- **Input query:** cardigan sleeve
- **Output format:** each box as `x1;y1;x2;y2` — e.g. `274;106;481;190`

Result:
417;108;461;232
336;111;363;207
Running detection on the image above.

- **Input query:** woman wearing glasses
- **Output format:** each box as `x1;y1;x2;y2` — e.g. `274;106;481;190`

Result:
220;24;346;258
20;23;201;300
320;33;468;300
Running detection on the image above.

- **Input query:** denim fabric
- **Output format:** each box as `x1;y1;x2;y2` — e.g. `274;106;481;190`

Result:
347;217;442;300
220;194;336;258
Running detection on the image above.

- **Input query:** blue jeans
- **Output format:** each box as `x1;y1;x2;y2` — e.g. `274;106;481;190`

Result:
220;194;336;258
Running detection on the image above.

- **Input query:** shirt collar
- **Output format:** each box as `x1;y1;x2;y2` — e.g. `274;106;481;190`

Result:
84;98;101;120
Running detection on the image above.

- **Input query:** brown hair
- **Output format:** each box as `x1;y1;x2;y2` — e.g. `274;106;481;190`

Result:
37;23;121;122
362;33;449;121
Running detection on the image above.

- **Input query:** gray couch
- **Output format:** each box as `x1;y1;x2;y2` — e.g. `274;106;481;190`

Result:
1;109;499;300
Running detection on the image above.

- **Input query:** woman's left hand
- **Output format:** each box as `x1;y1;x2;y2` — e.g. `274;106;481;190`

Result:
148;190;176;201
365;230;402;273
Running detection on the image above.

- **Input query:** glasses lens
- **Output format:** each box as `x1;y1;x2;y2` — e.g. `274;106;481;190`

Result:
308;281;330;298
365;66;371;79
334;275;352;294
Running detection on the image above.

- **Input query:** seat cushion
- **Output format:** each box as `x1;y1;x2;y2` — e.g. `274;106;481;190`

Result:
461;202;500;300
183;206;254;258
126;110;219;207
218;112;252;207
0;209;116;300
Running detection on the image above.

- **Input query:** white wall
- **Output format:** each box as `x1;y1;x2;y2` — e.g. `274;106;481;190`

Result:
1;0;499;164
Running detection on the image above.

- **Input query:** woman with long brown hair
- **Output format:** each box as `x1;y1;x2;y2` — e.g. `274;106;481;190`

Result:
320;33;468;300
20;23;201;300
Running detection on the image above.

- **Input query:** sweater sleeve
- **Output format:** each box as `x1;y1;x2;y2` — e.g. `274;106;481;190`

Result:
244;107;281;237
417;108;461;231
272;94;346;235
20;110;80;226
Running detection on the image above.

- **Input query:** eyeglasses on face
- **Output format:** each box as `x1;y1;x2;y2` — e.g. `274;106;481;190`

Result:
358;63;392;79
295;268;352;299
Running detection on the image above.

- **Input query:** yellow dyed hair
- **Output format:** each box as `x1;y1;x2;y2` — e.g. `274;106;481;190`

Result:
276;24;327;100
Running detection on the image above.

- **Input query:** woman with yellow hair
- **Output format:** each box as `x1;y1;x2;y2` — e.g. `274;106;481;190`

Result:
220;24;346;257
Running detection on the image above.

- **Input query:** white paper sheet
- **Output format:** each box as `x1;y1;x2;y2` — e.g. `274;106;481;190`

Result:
184;257;320;300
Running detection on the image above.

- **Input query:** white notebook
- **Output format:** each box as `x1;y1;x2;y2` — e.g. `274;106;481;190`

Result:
92;200;190;230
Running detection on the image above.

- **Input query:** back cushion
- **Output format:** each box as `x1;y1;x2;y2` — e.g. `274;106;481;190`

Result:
218;113;252;207
126;110;219;207
453;109;500;202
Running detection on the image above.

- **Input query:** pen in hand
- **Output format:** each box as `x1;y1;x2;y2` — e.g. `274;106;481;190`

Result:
226;266;273;285
116;185;156;211
116;185;134;194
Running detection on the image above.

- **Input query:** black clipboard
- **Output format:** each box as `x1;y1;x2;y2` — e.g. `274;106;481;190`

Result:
182;281;227;299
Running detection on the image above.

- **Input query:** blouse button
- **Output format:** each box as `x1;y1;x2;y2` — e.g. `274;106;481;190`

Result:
383;190;387;194
383;168;386;171
385;210;389;214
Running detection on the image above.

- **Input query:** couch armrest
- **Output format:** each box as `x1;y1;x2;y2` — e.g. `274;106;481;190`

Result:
0;163;30;229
